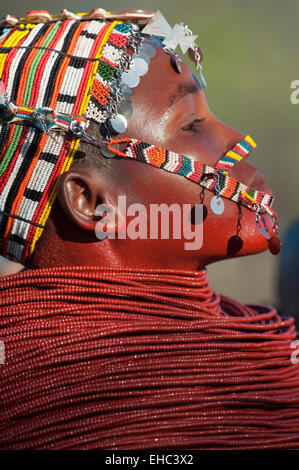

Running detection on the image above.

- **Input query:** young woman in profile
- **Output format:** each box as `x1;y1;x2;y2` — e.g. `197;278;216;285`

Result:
0;8;298;450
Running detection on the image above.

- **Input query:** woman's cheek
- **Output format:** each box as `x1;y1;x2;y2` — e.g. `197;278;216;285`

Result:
199;196;270;257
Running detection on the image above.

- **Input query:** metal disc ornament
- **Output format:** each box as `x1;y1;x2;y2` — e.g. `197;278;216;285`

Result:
256;216;270;240
100;146;117;159
140;43;156;58
121;70;140;88
170;54;182;74
145;37;161;49
0;103;15;122
133;52;150;64
256;223;270;240
108;114;127;134
210;196;224;215
118;99;133;118
131;57;148;76
121;84;131;96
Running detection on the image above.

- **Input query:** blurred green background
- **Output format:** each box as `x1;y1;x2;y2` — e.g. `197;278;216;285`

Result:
0;0;298;306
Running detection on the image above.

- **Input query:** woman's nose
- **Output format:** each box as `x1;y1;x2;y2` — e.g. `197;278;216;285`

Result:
214;120;265;189
215;120;245;156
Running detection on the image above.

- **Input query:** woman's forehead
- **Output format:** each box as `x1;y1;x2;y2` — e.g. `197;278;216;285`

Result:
132;46;201;111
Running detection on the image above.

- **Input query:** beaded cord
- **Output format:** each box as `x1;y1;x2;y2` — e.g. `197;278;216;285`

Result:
108;137;276;220
0;265;299;450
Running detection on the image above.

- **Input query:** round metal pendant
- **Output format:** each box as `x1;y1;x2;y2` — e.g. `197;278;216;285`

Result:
256;216;270;239
121;84;131;96
140;43;156;58
118;99;133;118
257;224;270;239
121;69;140;88
133;52;150;64
210;196;224;215
100;146;117;159
109;114;127;134
145;37;161;49
170;54;182;74
0;104;15;122
131;57;148;76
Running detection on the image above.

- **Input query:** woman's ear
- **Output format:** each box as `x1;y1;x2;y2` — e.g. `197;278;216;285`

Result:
57;168;125;235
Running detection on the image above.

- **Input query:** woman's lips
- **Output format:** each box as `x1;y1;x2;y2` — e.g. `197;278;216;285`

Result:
249;170;273;197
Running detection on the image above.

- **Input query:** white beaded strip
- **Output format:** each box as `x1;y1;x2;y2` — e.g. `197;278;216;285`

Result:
0;128;36;214
4;23;45;100
7;133;65;259
36;21;76;107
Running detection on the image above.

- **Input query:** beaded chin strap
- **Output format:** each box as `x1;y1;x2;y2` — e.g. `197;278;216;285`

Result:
106;135;276;221
103;135;280;255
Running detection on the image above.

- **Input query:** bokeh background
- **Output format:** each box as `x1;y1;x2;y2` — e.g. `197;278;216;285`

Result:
0;0;298;307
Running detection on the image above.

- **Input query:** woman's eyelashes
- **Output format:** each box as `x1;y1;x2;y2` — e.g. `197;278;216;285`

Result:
181;118;205;133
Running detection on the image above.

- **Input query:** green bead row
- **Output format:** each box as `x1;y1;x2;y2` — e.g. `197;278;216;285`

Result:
97;61;114;82
23;21;62;107
0;125;23;177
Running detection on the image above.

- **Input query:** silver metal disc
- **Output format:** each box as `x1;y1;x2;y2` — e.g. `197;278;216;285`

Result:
100;146;116;159
144;37;161;49
257;225;270;239
118;99;133;118
210;196;224;215
140;43;156;58
132;52;150;64
121;84;131;96
131;57;148;76
122;91;132;103
121;69;140;88
109;114;127;134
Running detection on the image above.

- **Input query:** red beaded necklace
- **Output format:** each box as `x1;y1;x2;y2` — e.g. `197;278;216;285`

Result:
1;265;298;449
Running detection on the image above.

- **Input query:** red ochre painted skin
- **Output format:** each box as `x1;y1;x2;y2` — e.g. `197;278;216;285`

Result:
30;47;275;270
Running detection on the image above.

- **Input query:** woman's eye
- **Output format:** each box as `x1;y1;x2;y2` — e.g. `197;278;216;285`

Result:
181;118;204;133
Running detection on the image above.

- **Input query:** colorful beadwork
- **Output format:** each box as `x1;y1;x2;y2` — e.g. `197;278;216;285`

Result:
0;13;139;263
107;136;275;220
215;135;256;175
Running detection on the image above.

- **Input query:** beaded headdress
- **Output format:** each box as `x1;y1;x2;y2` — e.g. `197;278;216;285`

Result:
0;9;276;264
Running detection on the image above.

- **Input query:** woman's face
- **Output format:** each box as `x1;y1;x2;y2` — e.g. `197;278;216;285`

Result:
108;46;275;268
